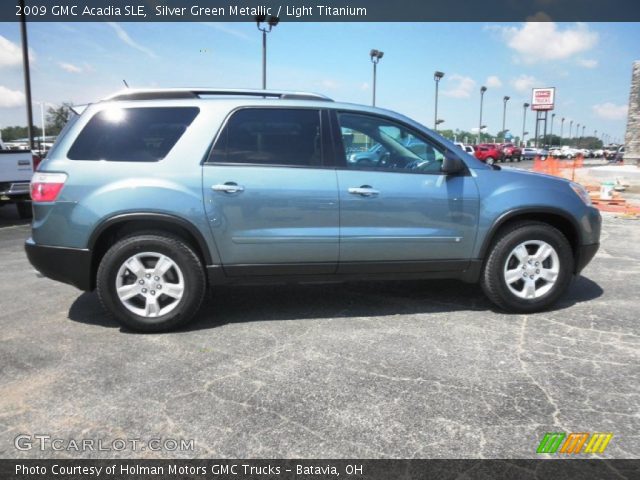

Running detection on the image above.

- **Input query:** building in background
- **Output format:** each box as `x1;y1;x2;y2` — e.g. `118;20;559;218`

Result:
625;61;640;166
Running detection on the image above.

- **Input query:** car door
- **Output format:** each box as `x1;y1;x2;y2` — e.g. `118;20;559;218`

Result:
202;107;339;276
332;111;480;274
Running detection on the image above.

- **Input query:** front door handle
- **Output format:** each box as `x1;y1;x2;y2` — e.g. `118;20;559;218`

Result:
212;182;244;194
348;185;379;197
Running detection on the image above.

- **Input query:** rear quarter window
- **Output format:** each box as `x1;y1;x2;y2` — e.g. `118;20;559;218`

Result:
67;107;199;161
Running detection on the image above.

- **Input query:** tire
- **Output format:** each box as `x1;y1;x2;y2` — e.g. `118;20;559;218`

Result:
481;221;574;313
96;233;206;332
485;157;495;165
16;201;32;219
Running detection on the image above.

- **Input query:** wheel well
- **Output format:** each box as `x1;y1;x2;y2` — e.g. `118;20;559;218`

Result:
485;212;580;262
90;219;210;289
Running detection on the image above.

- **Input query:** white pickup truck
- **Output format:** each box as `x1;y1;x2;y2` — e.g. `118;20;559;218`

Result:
0;140;39;218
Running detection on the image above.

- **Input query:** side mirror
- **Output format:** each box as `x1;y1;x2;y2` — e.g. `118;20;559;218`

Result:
441;151;465;174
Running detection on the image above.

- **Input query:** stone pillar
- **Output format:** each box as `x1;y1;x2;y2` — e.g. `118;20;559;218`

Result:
624;61;640;166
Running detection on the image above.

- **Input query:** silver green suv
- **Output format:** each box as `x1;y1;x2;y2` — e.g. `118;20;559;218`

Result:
26;89;601;332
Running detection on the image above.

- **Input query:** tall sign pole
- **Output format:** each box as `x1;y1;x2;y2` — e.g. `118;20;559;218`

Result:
19;0;35;151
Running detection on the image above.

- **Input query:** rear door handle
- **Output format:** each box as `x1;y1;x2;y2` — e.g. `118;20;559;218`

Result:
348;186;379;197
212;182;244;194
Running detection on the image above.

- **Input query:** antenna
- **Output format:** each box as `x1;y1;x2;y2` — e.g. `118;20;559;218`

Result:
122;79;129;88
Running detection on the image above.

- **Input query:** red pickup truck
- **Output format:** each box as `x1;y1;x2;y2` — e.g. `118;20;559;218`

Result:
473;143;503;165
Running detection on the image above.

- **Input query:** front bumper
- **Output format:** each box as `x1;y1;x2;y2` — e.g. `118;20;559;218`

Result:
25;238;93;291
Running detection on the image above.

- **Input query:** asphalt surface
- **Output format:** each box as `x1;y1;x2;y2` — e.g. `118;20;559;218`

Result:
0;202;638;459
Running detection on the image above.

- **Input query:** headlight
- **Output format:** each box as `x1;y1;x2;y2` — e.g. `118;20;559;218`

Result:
570;182;592;206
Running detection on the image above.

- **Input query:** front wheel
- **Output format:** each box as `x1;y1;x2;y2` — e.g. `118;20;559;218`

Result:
481;222;574;313
485;157;495;165
97;233;206;332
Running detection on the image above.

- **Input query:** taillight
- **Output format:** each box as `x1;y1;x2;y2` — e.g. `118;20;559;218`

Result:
32;155;42;171
31;172;67;202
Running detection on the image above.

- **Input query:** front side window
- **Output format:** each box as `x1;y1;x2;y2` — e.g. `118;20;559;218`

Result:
211;108;322;167
338;112;446;174
68;107;199;162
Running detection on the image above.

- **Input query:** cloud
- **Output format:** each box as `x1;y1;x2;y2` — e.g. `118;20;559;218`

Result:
442;74;476;99
577;58;598;69
486;75;502;88
497;22;598;64
0;35;35;68
58;62;83;73
360;82;369;91
592;102;628;120
511;74;539;94
0;86;25;108
199;22;250;40
107;22;158;59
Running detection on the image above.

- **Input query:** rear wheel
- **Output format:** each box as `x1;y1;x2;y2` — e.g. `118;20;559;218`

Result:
97;233;206;332
481;221;574;313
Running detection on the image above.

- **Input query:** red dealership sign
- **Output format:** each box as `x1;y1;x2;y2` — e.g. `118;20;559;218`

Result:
531;88;555;111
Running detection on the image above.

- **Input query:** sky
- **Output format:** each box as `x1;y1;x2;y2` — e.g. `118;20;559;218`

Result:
0;21;637;141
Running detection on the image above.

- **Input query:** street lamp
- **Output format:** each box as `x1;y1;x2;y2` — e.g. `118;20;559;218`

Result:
434;71;444;130
435;119;445;128
576;123;581;147
502;96;510;137
370;49;384;107
560;117;565;145
255;15;279;90
478;86;487;144
569;120;573;140
522;102;530;147
550;113;555;146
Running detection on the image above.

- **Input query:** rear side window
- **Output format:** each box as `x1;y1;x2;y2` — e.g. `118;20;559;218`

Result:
67;107;199;161
210;108;322;167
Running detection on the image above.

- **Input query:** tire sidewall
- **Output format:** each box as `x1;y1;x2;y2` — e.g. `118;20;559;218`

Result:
97;235;205;332
486;224;574;312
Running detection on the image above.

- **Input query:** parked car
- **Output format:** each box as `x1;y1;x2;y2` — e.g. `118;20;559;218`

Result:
473;143;503;165
500;143;522;162
593;149;604;158
611;146;624;164
522;147;538;160
454;142;475;155
26;88;601;331
348;143;388;166
0;140;40;218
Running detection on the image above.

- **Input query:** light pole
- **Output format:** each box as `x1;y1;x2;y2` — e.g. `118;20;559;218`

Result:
502;96;510;137
576;123;581;147
19;0;34;151
569;120;573;141
560;117;565;145
434;71;444;130
478;86;487;144
255;15;279;90
550;113;555;146
522;102;529;147
370;49;384;107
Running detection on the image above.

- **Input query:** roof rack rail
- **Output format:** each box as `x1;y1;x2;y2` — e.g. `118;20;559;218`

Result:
104;88;333;102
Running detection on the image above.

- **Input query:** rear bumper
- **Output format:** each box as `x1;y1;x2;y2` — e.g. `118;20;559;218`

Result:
575;243;599;274
0;181;30;200
25;238;93;291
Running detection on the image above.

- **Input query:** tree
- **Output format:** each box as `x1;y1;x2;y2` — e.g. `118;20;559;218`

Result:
0;126;30;142
46;102;74;136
